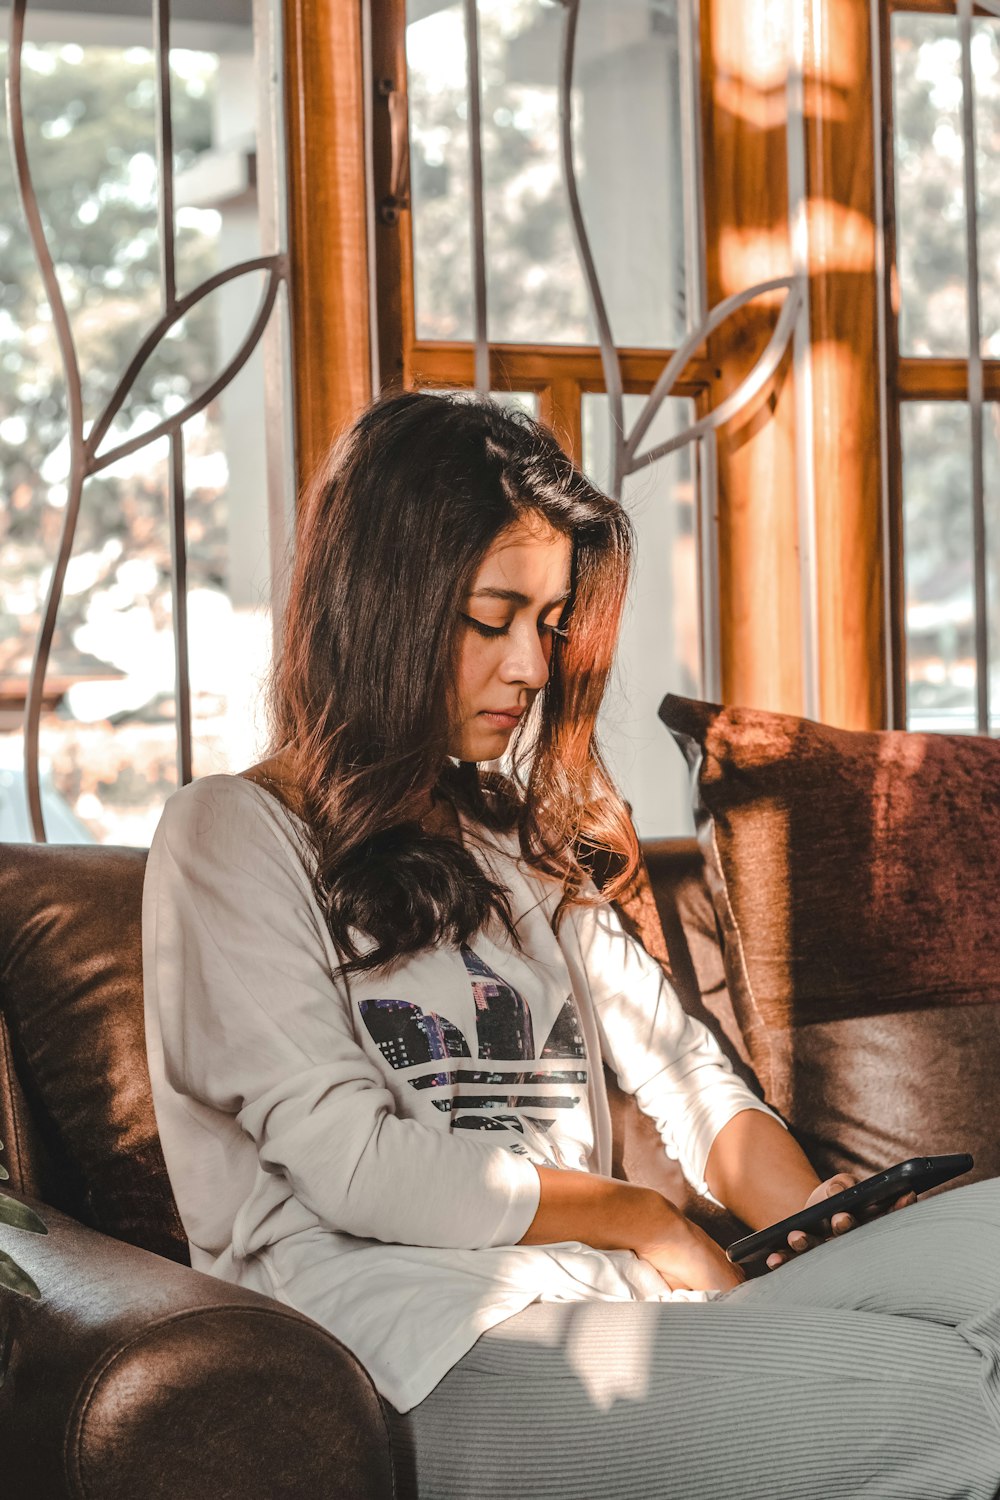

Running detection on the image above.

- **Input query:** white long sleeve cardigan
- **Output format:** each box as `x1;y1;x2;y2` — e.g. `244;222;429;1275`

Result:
142;774;784;1412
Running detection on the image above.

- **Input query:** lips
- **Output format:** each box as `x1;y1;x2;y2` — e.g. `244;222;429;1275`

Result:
479;707;524;730
482;708;524;718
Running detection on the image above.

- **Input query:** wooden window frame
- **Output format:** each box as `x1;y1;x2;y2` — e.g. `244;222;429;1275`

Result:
283;0;898;731
368;0;713;468
283;0;373;488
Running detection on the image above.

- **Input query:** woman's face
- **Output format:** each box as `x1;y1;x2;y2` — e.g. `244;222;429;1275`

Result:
449;513;573;763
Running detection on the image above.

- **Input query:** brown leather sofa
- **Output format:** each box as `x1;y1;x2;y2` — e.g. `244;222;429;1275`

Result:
0;834;787;1499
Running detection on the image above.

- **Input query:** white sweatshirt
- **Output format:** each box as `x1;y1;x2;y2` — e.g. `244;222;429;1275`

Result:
141;774;785;1412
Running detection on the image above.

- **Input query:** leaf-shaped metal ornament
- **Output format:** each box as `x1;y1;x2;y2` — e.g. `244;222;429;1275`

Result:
624;277;802;474
0;1136;8;1181
7;0;290;844
0;1249;41;1301
0;1194;47;1235
88;261;283;473
554;0;802;500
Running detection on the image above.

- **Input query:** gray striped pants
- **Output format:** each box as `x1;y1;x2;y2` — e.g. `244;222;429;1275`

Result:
383;1176;1000;1499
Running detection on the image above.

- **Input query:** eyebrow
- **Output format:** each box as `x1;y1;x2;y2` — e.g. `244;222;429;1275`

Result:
469;587;571;608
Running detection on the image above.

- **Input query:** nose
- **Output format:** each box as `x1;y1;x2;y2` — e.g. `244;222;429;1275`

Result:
500;624;553;692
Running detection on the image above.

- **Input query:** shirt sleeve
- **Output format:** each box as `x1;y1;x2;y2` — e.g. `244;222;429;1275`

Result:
145;777;541;1250
561;876;787;1204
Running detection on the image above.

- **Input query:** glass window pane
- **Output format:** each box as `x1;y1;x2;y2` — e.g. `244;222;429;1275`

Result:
491;389;538;418
480;0;587;345
974;19;1000;355
565;0;687;349
183;336;275;782
891;13;1000;357
986;402;1000;727
0;437;176;844
12;30;162;430
902;406;1000;736
173;43;262;300
406;0;688;349
892;13;970;357
0;3;290;845
582;393;699;837
405;0;474;340
901;402;976;732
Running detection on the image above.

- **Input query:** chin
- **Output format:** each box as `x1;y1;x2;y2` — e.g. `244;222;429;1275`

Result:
449;715;517;764
450;739;495;765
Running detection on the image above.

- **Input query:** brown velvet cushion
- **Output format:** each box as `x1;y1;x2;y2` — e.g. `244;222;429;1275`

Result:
0;843;188;1264
658;692;1000;1186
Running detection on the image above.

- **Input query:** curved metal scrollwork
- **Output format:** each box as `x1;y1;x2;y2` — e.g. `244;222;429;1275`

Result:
625;277;803;471
7;0;290;842
554;0;801;501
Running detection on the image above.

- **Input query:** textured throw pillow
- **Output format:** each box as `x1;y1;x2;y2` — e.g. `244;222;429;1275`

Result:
658;692;1000;1187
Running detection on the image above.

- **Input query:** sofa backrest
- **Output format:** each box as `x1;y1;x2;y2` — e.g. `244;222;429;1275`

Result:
0;842;189;1263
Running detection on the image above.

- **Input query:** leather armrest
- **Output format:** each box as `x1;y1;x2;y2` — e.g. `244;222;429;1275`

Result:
0;1190;394;1499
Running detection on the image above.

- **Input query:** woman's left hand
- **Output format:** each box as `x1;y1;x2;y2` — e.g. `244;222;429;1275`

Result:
764;1172;918;1271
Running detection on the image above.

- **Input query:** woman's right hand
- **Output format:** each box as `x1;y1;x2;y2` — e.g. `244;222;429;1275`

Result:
519;1168;745;1292
634;1208;747;1293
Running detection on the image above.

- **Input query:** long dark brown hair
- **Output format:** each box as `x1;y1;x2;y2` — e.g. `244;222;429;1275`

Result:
262;389;639;990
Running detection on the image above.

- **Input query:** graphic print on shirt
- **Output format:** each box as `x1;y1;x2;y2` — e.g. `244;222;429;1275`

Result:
358;943;588;1160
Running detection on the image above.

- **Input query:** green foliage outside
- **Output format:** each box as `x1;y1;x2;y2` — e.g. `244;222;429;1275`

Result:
0;41;239;837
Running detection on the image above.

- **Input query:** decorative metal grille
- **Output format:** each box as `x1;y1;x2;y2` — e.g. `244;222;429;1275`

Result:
6;0;291;841
452;0;817;715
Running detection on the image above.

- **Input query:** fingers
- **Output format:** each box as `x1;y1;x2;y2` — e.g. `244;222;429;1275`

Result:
766;1216;850;1272
858;1190;918;1219
764;1191;921;1273
766;1229;819;1270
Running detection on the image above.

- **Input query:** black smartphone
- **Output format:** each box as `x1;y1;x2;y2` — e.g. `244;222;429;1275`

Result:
725;1153;974;1265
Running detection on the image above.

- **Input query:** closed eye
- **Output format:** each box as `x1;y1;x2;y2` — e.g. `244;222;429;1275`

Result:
460;614;568;641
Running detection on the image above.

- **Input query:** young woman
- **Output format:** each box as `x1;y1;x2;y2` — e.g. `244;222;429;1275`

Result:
143;391;1000;1499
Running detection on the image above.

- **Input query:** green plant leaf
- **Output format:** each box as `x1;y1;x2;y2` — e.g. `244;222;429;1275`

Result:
0;1249;40;1300
0;1164;8;1181
0;1195;47;1235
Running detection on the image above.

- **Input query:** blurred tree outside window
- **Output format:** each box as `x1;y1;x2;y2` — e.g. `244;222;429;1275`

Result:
0;3;291;844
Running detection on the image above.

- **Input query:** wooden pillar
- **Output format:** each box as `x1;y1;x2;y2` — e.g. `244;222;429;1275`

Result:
283;0;373;493
804;0;888;729
700;0;888;725
700;0;805;714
